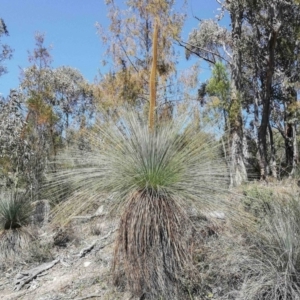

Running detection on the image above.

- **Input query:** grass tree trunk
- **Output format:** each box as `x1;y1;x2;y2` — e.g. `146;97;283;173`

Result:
148;20;158;131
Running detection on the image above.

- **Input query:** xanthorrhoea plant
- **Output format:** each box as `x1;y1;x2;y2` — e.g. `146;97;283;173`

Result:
0;189;33;259
46;109;230;299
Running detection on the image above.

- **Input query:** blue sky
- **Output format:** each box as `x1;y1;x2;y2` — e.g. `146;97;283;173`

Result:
0;0;226;97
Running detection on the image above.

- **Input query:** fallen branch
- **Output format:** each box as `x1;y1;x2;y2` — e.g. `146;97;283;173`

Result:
14;259;59;291
59;258;71;267
0;280;9;286
71;215;98;220
76;230;113;259
72;205;105;221
77;241;97;258
75;294;102;300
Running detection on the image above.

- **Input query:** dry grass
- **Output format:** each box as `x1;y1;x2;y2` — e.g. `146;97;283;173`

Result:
238;193;300;300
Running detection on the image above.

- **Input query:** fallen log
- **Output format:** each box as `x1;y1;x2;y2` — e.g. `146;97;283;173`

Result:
14;259;59;291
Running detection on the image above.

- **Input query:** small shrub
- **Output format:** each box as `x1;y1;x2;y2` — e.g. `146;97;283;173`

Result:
193;233;247;299
242;184;273;219
26;239;54;263
53;225;77;247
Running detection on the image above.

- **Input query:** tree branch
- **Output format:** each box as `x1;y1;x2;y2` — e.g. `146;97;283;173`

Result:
222;42;233;59
177;40;232;65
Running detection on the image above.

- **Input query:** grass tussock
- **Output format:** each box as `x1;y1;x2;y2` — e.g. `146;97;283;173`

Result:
186;184;300;300
0;189;35;264
0;189;33;230
239;193;300;300
0;227;33;258
44;109;238;299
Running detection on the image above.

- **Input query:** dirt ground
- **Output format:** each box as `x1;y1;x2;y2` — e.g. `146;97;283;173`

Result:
0;214;135;300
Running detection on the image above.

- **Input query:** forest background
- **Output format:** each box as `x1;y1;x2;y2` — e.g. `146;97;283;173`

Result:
2;0;300;192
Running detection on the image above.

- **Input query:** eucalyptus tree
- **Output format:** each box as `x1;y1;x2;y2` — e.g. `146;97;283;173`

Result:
0;90;32;189
266;2;300;177
0;18;13;78
52;66;94;135
184;19;248;186
19;33;57;195
206;62;231;132
185;0;300;181
20;33;94;195
225;0;300;178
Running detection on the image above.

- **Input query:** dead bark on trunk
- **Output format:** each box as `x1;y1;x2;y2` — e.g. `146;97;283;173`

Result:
289;124;298;177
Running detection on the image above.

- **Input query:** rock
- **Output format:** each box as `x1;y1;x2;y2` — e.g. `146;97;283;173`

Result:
207;211;226;220
83;261;91;267
94;205;104;216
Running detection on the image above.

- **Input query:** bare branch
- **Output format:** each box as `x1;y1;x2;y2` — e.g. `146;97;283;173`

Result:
177;40;232;65
222;42;232;59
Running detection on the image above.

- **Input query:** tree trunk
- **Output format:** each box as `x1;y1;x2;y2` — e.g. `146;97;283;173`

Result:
268;123;277;178
290;124;298;177
285;87;298;177
229;9;247;186
257;105;270;179
258;25;277;179
229;82;247;187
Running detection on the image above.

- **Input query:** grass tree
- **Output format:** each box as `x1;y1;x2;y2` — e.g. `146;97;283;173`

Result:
0;189;33;260
46;108;232;299
45;3;229;298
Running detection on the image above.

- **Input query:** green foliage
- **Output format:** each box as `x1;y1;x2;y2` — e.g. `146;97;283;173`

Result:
0;190;33;230
0;18;13;77
205;62;231;131
206;62;230;105
242;185;273;219
48;109;230;222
